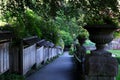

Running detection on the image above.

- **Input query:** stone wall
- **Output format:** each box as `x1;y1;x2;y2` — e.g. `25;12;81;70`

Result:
0;42;10;75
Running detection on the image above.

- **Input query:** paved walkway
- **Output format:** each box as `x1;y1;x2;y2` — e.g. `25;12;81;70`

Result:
26;52;76;80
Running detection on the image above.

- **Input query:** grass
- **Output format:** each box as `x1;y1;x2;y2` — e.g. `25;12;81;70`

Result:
109;50;120;57
108;50;120;80
109;50;120;64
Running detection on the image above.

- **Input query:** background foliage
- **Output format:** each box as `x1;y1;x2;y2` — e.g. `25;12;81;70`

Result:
0;0;120;46
0;1;120;79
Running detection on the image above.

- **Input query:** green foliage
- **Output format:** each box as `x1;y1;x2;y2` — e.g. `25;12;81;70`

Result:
84;12;120;27
1;1;61;45
69;44;75;55
55;10;82;39
55;11;69;32
1;8;43;39
0;73;25;80
80;0;120;27
1;0;27;39
39;19;60;44
56;39;65;49
77;27;89;40
0;0;89;46
1;15;28;39
114;31;120;38
84;40;95;46
68;0;120;38
3;0;119;46
60;30;73;47
24;8;42;38
108;50;120;56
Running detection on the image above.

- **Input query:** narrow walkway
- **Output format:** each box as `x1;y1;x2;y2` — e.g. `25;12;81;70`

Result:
26;52;76;80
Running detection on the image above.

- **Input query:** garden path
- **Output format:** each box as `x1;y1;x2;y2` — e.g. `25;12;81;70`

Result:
26;51;77;80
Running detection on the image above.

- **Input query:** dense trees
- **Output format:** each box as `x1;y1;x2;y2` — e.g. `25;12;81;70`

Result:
0;0;119;47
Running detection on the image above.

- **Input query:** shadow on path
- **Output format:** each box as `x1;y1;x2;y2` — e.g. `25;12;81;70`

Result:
26;51;77;80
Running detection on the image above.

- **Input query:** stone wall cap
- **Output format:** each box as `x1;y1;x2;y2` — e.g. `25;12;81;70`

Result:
23;36;40;45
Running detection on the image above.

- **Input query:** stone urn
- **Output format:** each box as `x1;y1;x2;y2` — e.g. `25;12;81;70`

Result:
84;24;118;80
84;24;117;56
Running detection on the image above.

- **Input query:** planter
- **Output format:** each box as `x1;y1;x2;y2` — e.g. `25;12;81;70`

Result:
84;24;118;80
84;24;117;55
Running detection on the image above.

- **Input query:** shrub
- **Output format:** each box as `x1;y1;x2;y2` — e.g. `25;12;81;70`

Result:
24;8;42;38
77;28;89;40
40;19;60;44
56;39;64;49
60;30;73;47
69;44;75;55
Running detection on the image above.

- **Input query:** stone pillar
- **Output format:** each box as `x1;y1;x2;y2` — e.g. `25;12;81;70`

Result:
85;52;118;80
75;37;87;80
84;25;119;80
